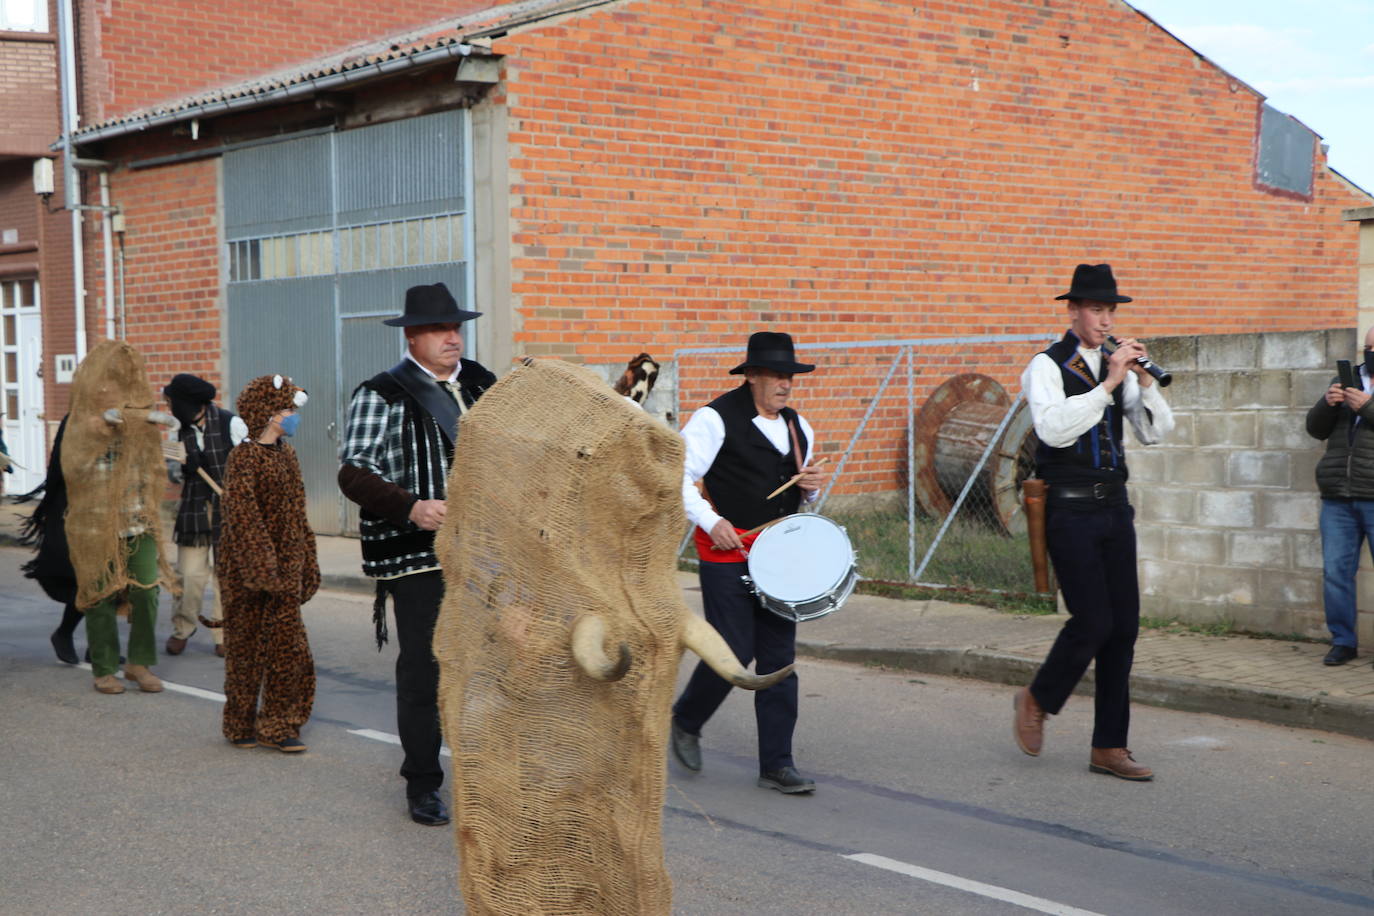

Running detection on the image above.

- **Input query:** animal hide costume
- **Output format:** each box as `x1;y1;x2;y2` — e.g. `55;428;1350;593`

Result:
60;340;178;610
216;374;319;746
433;358;789;916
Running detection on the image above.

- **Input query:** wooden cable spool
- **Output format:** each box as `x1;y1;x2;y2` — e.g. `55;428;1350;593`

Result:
911;373;1039;534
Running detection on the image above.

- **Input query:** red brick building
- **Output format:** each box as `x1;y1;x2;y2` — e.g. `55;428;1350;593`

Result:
5;0;1370;530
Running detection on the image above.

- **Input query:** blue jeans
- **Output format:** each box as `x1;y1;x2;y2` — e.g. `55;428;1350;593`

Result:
1319;499;1374;648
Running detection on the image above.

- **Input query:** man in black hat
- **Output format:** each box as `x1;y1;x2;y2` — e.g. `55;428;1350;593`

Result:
162;373;247;657
1013;263;1174;781
668;331;829;794
338;282;496;826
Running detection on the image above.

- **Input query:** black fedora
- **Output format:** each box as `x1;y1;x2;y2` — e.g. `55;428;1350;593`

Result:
383;282;483;327
729;331;815;375
1054;263;1133;303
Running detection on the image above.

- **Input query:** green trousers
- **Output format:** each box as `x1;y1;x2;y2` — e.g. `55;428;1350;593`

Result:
85;533;160;677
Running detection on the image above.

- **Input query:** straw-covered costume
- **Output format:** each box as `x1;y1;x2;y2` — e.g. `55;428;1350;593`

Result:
59;341;179;689
433;358;790;916
216;374;318;747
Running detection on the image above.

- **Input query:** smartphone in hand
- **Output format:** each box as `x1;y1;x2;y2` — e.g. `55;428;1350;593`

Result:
1338;359;1357;390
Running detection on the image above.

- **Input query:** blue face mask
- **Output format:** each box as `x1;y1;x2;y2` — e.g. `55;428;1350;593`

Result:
278;414;300;437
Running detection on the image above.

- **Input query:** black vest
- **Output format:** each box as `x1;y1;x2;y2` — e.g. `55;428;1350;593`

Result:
1034;331;1128;486
702;384;809;530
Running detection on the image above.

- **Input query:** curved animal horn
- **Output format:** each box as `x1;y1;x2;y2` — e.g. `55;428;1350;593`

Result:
681;613;793;690
571;615;632;682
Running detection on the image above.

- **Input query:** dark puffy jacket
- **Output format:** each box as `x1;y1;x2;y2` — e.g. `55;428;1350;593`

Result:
1307;382;1374;499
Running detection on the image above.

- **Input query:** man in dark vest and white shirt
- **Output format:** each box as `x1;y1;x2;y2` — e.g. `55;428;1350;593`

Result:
339;282;496;825
669;331;829;794
1013;264;1173;781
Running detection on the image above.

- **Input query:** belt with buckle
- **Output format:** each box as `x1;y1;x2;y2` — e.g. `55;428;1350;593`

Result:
1049;482;1127;502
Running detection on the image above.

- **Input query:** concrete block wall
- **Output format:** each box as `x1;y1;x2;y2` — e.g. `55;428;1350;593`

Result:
1132;328;1372;644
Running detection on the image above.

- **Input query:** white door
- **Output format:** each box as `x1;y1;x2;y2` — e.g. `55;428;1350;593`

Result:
1;278;45;494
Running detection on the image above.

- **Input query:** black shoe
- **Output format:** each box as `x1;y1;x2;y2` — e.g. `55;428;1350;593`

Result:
757;766;816;795
50;628;78;665
82;648;126;665
228;737;258;749
408;791;450;827
670;720;702;772
1323;645;1358;666
259;736;307;753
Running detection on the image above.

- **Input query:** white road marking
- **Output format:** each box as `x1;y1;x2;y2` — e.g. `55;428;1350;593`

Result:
78;662;227;703
843;853;1106;916
79;663;448;754
348;727;452;757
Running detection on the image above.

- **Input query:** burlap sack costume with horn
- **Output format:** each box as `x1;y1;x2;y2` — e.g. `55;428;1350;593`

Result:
61;340;178;611
434;358;789;916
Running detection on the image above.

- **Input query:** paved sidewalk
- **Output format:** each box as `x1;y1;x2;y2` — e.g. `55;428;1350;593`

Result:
4;500;1371;741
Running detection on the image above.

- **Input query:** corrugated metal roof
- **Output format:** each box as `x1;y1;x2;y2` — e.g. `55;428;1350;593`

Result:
69;0;619;145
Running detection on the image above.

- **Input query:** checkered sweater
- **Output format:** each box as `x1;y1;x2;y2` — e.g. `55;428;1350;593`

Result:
340;360;494;578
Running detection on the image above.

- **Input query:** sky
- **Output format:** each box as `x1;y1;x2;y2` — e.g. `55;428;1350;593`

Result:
1131;0;1374;194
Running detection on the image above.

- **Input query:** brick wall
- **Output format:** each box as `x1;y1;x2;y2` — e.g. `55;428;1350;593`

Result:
492;0;1368;369
0;33;57;156
111;158;224;393
1131;329;1366;640
79;0;495;122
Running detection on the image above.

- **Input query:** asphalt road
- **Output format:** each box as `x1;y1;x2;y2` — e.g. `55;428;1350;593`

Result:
2;545;1372;915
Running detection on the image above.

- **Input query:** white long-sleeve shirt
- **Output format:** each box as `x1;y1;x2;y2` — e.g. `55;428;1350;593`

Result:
1021;346;1174;447
680;406;817;533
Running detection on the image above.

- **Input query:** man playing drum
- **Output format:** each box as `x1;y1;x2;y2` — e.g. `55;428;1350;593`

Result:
669;331;829;794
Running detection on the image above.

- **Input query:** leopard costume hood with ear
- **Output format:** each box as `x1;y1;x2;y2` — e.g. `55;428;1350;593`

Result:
236;374;308;440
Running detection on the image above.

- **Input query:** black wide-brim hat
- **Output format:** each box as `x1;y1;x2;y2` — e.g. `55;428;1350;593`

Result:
728;331;816;375
383;282;483;327
1054;263;1132;303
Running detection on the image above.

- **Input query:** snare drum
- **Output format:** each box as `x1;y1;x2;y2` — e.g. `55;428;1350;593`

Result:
744;514;859;623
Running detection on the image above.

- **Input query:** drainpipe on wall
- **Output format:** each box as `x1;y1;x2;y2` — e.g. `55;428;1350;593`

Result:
56;0;84;359
98;169;115;340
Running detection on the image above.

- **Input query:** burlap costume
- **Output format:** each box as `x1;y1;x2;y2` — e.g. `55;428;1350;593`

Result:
434;359;789;916
60;340;177;611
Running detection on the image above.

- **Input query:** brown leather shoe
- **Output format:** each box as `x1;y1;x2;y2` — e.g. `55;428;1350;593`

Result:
93;674;125;695
214;644;226;658
165;635;188;655
123;664;164;693
1012;686;1045;756
1089;747;1153;781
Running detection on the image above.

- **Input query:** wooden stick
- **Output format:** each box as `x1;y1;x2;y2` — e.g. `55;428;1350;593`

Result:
197;466;224;497
765;456;829;501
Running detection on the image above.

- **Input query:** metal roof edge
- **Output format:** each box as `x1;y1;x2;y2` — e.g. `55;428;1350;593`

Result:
61;40;494;149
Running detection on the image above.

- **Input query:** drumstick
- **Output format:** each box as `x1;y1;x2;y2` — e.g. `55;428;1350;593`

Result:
708;516;785;551
765;456;829;501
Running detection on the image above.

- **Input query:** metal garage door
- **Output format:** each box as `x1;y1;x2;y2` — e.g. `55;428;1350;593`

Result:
224;110;474;534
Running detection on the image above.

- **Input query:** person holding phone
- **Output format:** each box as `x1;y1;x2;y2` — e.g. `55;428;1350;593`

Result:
1306;327;1374;667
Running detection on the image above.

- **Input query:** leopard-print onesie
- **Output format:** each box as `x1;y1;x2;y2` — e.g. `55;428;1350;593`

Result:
217;376;319;744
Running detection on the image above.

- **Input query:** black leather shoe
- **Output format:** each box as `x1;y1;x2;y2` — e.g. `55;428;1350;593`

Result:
50;628;78;665
757;766;816;794
1323;645;1358;666
670;720;701;772
408;791;450;826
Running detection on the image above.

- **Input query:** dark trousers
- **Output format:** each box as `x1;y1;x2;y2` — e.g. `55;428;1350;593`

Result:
386;570;445;797
672;560;799;772
1030;501;1139;749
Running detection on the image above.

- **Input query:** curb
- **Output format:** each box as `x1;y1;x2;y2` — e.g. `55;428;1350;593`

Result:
796;641;1374;743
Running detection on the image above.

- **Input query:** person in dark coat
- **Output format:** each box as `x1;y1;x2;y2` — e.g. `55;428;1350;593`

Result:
19;416;83;664
162;373;247;657
1305;325;1374;667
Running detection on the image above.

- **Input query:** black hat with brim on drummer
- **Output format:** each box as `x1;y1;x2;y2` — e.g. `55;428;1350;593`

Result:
1053;263;1133;303
729;331;816;375
383;282;483;327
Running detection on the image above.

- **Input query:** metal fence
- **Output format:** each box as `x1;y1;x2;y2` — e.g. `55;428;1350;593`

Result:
672;334;1054;599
